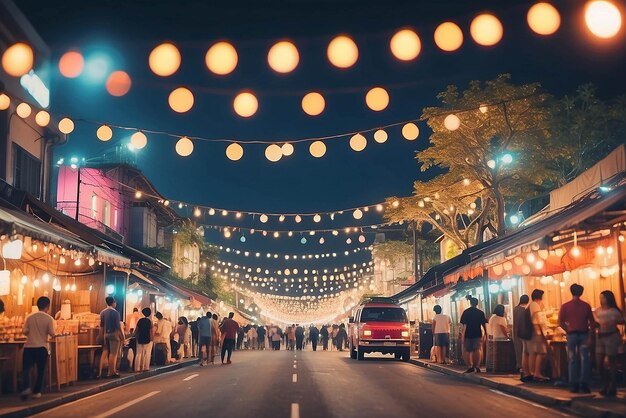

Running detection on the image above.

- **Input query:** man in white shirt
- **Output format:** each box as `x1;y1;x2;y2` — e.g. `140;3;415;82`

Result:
21;296;56;400
154;312;173;363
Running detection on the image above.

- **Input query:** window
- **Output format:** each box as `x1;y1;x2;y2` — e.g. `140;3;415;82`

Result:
12;145;41;198
91;193;97;219
103;200;111;227
113;209;118;229
360;307;407;323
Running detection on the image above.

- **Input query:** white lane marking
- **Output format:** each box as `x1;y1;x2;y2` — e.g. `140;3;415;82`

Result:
489;389;548;410
292;373;298;383
183;373;199;381
291;403;300;418
91;391;160;418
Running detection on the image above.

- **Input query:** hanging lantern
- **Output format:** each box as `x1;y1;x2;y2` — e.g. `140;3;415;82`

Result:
327;35;358;68
1;42;34;77
175;136;194;157
527;2;561;35
58;118;75;134
233;91;258;118
373;129;388;144
35;111;50;127
226;143;244;161
301;92;325;116
353;209;363;220
349;134;367;152
402;123;419;140
265;144;283;162
470;14;504;46
313;214;321;223
295;215;302;223
168;87;194;113
260;214;269;223
59;51;84;78
205;41;238;75
434;22;464;52
309;141;326;158
365;87;389;111
267;41;299;73
444;114;461;131
149;43;181;76
281;143;294;156
130;131;148;149
16;103;32;118
0;94;10;111
390;29;421;61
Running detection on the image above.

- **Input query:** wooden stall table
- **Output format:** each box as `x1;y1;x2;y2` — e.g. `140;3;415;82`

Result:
0;341;25;393
78;345;101;379
486;339;517;373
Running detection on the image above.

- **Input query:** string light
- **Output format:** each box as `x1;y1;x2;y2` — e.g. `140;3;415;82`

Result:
233;91;258;117
444;114;461;131
1;42;34;77
585;1;622;39
58;51;84;78
470;13;504;46
401;123;419;140
349;134;367;152
35;111;50;127
267;41;299;73
205;41;238;75
130;131;148;149
327;35;359;68
16;103;32;118
365;87;389;112
149;43;181;76
301;92;325;116
97;125;113;141
265;144;283;162
527;2;561;35
175;136;194;157
434;22;464;51
373;129;388;144
309;141;326;158
390;29;421;61
168;87;194;113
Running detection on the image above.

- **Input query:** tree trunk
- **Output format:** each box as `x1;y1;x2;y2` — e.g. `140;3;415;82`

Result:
493;188;506;236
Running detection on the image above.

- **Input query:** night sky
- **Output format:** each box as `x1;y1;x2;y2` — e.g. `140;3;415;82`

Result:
15;0;626;284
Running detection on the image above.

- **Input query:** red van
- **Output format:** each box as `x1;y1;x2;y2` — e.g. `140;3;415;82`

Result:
349;297;412;361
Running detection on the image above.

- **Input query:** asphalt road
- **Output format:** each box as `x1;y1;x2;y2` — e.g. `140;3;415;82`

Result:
33;349;571;418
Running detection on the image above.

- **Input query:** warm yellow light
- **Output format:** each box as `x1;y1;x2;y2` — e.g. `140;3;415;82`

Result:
58;51;84;78
58;117;75;134
2;43;34;77
444;114;461;131
267;41;299;73
479;105;488;113
16;102;31;118
349;134;367;152
365;87;389;111
434;22;464;51
585;1;622;39
35;110;50;127
226;143;244;161
106;71;132;96
0;94;10;110
176;136;194;157
168;87;194;113
402;123;419;140
390;29;421;61
97;125;113;141
130;131;148;149
233;91;258;118
265;144;283;162
205;42;238;75
135;191;142;199
353;209;363;220
373;129;388;143
149;43;181;76
313;214;322;223
527;3;561;35
194;207;201;217
281;143;294;156
470;14;504;46
309;141;326;158
327;35;359;69
301;92;325;116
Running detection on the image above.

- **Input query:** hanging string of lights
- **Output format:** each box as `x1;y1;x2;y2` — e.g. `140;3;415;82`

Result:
207;244;372;259
213;259;374;278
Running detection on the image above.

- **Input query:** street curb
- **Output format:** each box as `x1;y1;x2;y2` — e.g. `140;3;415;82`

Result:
409;359;626;418
0;360;198;418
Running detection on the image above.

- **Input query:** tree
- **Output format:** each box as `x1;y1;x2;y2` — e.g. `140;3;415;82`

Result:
372;238;440;284
387;74;553;248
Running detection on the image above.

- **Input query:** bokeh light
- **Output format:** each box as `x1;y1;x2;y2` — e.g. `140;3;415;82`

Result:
58;51;85;78
349;134;367;152
402;123;419;140
16;102;32;118
106;70;132;96
585;0;622;39
309;141;326;158
390;29;421;61
434;22;464;51
0;94;9;110
527;3;561;35
470;14;504;46
168;87;194;113
281;143;294;156
175;136;194;157
374;129;388;143
34;110;50;127
1;43;34;77
327;35;359;69
444;114;461;131
265;144;283;162
301;92;325;116
365;87;389;111
58;117;75;134
130;131;148;149
233;91;258;117
267;41;299;73
149;43;181;76
226;143;244;161
205;42;238;75
97;125;113;141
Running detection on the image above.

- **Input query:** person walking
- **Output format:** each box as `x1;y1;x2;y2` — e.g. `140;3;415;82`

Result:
210;314;221;363
176;316;191;358
460;297;488;373
287;326;296;351
154;312;173;364
336;323;348;351
20;296;55;400
594;290;624;397
527;289;550;381
134;308;153;372
331;325;339;350
309;325;320;351
295;324;304;350
99;296;124;378
236;325;245;350
220;312;239;364
197;312;212;366
488;304;509;340
432;305;451;364
559;284;595;393
320;324;329;350
513;295;530;376
270;325;281;350
256;325;266;350
189;317;200;357
247;326;258;350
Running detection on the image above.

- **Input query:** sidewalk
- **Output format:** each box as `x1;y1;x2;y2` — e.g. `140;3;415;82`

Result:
410;357;626;418
0;359;198;418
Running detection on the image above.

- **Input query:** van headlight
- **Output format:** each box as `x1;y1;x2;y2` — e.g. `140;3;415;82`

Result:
401;331;409;337
363;330;372;336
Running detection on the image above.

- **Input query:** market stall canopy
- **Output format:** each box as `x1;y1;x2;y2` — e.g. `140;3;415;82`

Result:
146;273;213;307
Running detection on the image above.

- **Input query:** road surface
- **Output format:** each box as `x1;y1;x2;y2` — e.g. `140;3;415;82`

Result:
33;349;571;418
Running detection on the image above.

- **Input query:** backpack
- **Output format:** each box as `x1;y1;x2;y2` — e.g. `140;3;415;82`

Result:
517;307;533;340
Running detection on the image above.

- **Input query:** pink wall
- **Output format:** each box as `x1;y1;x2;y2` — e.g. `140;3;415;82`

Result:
56;166;125;236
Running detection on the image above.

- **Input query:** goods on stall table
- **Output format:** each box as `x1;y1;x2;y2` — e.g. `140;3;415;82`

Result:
0;316;25;342
56;319;79;334
74;312;100;329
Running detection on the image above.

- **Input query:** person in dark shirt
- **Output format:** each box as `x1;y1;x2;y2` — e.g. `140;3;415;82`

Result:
309;325;320;351
220;312;240;364
460;297;487;373
256;325;267;350
134;308;153;372
189;317;200;357
336;324;348;351
320;325;329;350
295;324;305;350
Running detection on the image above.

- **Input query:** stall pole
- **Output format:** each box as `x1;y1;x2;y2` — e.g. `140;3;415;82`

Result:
482;269;491;315
75;167;81;221
616;227;625;311
419;291;424;322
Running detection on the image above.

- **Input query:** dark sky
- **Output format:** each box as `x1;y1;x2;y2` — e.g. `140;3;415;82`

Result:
15;0;626;293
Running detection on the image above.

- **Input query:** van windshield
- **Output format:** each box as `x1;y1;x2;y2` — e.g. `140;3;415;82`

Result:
360;307;407;322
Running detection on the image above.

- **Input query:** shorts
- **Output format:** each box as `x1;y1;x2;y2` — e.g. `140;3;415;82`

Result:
464;337;482;352
434;333;450;347
105;333;121;355
596;332;621;356
525;333;547;354
199;336;212;347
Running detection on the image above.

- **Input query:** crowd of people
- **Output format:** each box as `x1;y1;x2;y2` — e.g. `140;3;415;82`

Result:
430;285;624;397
